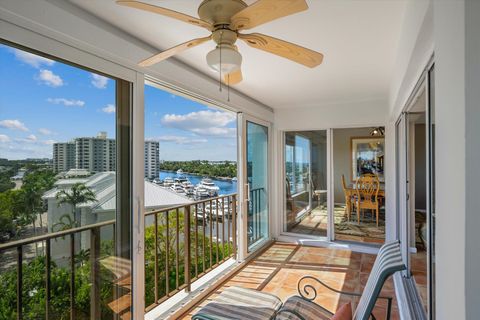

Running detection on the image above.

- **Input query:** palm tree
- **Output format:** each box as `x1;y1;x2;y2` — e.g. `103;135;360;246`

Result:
56;183;96;228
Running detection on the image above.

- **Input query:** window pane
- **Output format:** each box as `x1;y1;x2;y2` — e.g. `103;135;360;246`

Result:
285;131;327;236
0;43;131;319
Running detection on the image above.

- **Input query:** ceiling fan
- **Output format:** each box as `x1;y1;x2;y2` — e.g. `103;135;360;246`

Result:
116;0;324;85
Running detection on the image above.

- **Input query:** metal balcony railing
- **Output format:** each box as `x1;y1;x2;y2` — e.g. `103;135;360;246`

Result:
144;193;237;311
0;220;116;320
0;193;239;318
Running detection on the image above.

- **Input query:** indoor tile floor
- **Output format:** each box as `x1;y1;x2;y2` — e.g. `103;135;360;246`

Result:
180;242;399;320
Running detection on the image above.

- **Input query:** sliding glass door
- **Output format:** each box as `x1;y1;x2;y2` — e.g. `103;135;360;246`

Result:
284;131;328;237
238;113;270;258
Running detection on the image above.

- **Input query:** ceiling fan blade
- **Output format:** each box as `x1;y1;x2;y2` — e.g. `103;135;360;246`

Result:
139;36;211;67
231;0;308;31
224;69;243;85
116;0;212;30
239;33;323;68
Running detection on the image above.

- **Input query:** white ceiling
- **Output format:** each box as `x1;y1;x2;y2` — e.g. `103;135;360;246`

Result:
70;0;407;109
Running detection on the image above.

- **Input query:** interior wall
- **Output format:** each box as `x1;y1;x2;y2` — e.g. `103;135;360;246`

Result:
332;127;374;203
274;99;387;131
434;1;467;319
389;0;433;119
464;1;480;318
414;124;426;210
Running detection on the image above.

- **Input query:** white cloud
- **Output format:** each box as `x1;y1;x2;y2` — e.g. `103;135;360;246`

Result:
102;104;115;114
14;134;37;143
161;110;236;137
47;98;85;107
38;69;64;87
91;73;109;89
190;127;237;137
152;135;208;145
42;139;57;145
0;119;29;132
38;128;53;135
0;134;11;142
13;49;54;68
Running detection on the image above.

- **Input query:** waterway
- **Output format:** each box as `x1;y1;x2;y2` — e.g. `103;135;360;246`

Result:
159;170;237;195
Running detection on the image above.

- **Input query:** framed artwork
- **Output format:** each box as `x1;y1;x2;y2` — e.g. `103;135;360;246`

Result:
351;136;385;182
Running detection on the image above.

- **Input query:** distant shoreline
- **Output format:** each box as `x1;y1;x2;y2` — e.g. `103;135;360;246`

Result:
160;170;236;181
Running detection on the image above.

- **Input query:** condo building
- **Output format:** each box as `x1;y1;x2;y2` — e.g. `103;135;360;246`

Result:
53;132;159;178
144;140;160;180
52;142;75;173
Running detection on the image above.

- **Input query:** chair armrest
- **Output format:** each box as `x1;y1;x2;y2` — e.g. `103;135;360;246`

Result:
297;276;394;320
297;276;392;300
274;308;307;320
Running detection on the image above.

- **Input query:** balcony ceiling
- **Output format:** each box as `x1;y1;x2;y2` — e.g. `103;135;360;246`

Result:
69;0;406;109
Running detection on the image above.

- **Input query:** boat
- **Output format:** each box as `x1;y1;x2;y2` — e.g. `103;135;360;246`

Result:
194;185;210;198
198;178;220;196
176;169;184;175
170;183;186;194
174;176;188;184
163;177;174;187
204;200;232;220
182;180;195;195
232;177;238;182
152;178;162;185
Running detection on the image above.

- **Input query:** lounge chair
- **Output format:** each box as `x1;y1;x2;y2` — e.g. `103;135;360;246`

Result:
192;241;405;320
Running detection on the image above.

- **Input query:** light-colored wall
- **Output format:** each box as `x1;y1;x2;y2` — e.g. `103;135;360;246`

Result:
332;127;373;204
464;1;480;318
389;0;433;119
434;1;466;319
274;99;387;130
385;0;433;243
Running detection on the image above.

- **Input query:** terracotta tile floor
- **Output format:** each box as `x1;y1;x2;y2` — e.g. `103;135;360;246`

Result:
179;242;399;320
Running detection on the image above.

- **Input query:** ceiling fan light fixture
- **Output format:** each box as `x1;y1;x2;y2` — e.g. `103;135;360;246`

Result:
206;45;242;74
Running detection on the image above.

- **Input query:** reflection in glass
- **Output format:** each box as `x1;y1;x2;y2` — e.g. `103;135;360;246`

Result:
246;121;269;250
285;131;327;236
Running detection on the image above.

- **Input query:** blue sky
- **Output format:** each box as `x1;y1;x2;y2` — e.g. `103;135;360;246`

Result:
0;44;236;161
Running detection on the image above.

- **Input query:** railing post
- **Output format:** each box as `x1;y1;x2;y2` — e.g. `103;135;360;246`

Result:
232;195;237;259
17;246;22;320
45;239;51;320
70;233;75;320
184;205;191;293
154;213;159;303
90;227;101;319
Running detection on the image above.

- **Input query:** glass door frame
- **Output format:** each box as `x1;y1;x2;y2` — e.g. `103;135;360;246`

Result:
237;112;273;261
394;57;435;319
279;128;333;242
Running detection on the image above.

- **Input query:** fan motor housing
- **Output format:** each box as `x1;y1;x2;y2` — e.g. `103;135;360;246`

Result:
198;0;247;26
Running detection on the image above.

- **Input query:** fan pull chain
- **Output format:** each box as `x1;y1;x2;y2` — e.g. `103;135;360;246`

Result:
219;32;223;92
227;74;230;102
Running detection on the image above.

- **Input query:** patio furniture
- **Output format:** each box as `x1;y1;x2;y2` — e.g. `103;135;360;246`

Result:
355;174;381;226
192;241;405;320
341;174;355;220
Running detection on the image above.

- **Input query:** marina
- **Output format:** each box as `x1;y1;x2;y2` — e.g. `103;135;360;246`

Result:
157;170;237;199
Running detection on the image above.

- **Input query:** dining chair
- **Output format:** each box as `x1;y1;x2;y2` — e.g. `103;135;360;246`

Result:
355;174;381;226
341;174;354;220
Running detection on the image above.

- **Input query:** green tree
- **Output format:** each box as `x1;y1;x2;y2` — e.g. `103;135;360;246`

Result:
55;183;97;229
